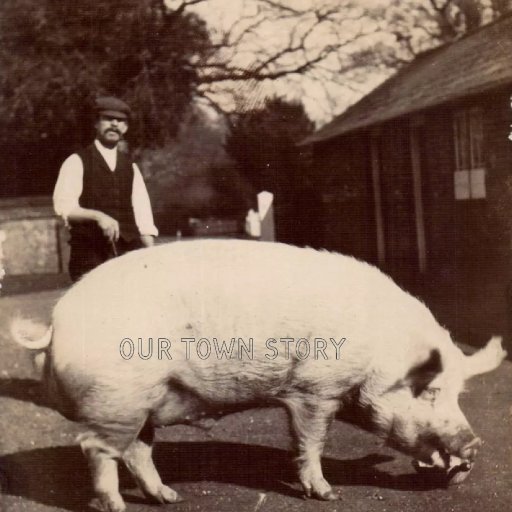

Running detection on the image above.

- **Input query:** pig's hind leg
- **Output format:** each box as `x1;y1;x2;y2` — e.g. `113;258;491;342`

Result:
283;394;340;500
80;419;181;511
122;421;183;504
79;431;129;512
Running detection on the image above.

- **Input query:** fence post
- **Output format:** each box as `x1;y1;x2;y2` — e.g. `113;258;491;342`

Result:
257;191;275;242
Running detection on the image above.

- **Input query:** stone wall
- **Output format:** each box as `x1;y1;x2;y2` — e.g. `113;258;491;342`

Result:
0;196;69;276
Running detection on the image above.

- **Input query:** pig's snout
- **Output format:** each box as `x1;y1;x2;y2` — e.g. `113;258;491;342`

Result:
458;436;481;461
445;431;481;461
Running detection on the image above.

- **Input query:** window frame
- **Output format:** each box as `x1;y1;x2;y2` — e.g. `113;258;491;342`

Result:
453;106;485;200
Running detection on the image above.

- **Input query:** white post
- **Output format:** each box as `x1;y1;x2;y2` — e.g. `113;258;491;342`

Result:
257;191;275;242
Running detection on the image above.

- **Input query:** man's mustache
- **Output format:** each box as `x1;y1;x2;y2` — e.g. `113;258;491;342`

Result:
106;128;121;135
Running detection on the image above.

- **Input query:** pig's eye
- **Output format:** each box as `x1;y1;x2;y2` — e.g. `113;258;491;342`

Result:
422;387;440;402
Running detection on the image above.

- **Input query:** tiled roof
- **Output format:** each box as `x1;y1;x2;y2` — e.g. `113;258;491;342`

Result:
303;15;512;144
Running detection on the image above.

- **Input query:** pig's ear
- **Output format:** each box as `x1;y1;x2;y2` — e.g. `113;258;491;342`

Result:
464;336;507;379
404;349;442;397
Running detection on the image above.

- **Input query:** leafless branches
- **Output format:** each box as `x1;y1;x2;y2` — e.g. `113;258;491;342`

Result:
166;0;384;118
165;0;506;122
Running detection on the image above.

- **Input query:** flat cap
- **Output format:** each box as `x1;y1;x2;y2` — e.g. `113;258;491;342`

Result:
95;96;131;119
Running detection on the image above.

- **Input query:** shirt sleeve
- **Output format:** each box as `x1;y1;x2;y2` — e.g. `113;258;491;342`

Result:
53;154;84;223
132;164;159;237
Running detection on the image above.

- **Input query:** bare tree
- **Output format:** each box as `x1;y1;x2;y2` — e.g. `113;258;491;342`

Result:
167;0;508;122
489;0;512;17
166;0;386;119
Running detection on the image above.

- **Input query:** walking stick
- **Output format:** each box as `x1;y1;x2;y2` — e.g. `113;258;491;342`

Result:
111;240;118;257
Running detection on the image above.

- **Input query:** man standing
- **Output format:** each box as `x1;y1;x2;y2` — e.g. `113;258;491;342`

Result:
53;96;158;281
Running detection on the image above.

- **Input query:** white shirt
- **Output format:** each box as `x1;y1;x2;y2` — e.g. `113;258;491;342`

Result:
53;140;158;237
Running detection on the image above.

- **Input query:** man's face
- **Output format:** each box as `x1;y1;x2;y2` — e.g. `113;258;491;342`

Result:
95;114;128;148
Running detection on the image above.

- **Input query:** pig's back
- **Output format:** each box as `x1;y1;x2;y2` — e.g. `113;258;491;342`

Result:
50;240;442;377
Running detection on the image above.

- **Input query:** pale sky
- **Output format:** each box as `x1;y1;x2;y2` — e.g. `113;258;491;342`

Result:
167;0;393;125
166;0;499;124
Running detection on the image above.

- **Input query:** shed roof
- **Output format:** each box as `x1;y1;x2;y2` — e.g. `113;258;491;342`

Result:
303;14;512;145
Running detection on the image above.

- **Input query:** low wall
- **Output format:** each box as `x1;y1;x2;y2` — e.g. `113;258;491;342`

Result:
0;196;261;281
0;197;69;276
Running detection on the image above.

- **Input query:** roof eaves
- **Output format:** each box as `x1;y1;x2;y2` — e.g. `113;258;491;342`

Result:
300;13;512;146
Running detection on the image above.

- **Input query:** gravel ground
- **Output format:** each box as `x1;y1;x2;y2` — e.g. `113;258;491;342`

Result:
0;288;511;512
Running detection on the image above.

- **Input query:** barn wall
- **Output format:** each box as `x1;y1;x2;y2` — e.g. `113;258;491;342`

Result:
312;133;376;263
314;87;512;264
377;120;417;276
419;89;512;264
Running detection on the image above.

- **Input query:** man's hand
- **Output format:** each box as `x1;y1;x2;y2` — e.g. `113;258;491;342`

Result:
97;213;120;242
140;235;155;248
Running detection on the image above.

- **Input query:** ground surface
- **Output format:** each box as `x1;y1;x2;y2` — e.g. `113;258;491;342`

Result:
0;288;511;512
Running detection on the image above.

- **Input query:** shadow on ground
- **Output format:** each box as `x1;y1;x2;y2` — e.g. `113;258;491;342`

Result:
0;378;48;408
1;273;72;296
0;441;453;512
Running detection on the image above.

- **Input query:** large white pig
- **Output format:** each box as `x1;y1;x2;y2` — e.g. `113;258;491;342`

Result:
12;239;506;512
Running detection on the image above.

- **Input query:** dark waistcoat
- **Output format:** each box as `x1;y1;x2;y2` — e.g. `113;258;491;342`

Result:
69;144;139;243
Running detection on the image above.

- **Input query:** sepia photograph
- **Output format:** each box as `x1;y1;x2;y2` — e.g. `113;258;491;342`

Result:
0;1;511;511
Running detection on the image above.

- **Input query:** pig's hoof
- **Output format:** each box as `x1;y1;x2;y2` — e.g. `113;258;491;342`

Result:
92;493;126;512
157;484;183;503
318;489;339;501
303;487;339;501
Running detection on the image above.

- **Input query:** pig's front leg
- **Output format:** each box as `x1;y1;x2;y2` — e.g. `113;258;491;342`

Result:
122;422;182;504
283;394;339;500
